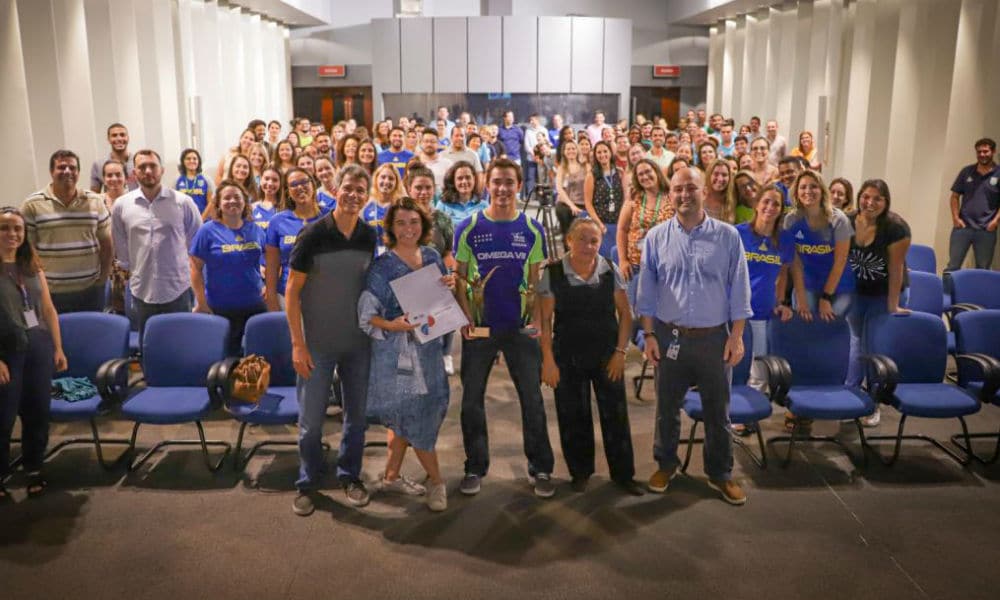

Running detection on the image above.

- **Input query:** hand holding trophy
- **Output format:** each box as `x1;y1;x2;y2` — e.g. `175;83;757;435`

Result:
519;282;538;336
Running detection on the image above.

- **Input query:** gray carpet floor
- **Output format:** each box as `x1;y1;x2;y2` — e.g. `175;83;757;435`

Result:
2;353;1000;600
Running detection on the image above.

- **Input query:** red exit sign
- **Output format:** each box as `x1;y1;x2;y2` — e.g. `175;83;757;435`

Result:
317;65;346;78
652;65;681;78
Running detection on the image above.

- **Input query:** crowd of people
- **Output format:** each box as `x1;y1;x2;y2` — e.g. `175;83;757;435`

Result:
1;105;997;513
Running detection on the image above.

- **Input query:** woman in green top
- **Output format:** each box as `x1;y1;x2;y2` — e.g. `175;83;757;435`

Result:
733;170;760;224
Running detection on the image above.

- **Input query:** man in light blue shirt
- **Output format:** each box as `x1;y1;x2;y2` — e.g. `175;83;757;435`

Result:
635;167;752;505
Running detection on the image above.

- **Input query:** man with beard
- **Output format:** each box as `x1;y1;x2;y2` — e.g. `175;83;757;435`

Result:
947;138;1000;271
90;123;137;192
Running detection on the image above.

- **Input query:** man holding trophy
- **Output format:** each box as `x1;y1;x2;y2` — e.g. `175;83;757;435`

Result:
453;157;556;499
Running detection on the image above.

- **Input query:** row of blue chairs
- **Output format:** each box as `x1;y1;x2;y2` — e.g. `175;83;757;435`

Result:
14;307;1000;478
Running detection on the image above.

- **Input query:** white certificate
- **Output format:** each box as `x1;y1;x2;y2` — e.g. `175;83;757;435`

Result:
389;264;469;344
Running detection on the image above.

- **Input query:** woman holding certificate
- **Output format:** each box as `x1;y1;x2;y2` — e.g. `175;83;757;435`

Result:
358;197;457;512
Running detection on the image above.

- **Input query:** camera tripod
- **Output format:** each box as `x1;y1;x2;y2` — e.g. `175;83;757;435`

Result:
524;185;562;261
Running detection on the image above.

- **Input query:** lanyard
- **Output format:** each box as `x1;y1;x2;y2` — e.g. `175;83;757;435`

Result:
639;191;662;233
6;268;30;308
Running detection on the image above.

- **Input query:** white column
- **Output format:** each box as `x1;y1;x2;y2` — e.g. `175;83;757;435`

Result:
821;0;844;173
151;0;182;177
741;12;766;124
53;0;99;169
705;24;720;113
787;0;813;137
2;0;39;200
720;19;736;117
934;0;1000;257
17;0;66;186
860;0;901;181
907;0;961;250
192;0;224;167
108;0;146;147
838;0;877;186
132;0;166;156
728;16;746;120
803;0;830;147
830;0;856;176
84;0;118;140
762;7;782;122
773;4;797;132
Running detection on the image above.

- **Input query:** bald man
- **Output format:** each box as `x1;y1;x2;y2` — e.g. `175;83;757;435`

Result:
634;167;753;505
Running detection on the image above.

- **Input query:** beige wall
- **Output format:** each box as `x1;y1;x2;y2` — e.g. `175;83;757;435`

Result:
1;0;293;202
706;0;1000;269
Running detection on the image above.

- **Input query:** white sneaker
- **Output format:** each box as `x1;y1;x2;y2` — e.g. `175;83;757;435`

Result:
443;355;455;375
378;474;427;496
860;408;881;428
427;481;447;512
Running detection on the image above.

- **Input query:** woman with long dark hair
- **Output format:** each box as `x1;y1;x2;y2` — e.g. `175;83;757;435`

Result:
584;140;625;239
176;148;212;214
554;139;587;239
0;207;67;499
846;179;911;426
438;161;488;226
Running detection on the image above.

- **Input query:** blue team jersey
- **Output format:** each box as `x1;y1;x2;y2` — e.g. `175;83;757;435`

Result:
265;210;326;296
176;174;210;214
317;190;336;211
783;211;855;294
361;201;389;255
376;149;414;179
437;197;489;226
251;202;277;230
189;220;265;310
454;211;546;332
737;223;795;319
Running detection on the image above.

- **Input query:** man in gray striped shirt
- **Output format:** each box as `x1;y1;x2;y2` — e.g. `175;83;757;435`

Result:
21;149;112;313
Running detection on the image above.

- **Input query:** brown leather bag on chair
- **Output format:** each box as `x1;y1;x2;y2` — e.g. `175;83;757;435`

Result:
230;354;271;403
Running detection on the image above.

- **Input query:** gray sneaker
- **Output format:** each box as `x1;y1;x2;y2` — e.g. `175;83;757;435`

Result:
378;474;427;496
531;473;556;499
427;481;448;511
459;473;481;496
343;479;370;507
293;491;316;516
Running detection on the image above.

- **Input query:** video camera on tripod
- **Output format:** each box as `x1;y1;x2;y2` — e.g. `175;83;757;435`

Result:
531;183;554;207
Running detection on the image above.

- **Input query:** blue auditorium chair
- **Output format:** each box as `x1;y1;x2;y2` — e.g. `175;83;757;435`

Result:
44;312;133;469
950;310;1000;464
119;313;232;472
861;312;980;465
681;325;771;470
906;270;956;354
757;317;876;467
906;243;936;274
950;268;1000;311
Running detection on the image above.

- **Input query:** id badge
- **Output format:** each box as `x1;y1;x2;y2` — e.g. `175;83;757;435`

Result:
608;201;616;213
23;308;39;328
665;329;680;360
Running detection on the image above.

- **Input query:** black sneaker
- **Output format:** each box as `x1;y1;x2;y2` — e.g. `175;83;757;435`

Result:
343;479;370;507
570;476;589;493
614;479;646;496
459;473;481;496
531;473;556;498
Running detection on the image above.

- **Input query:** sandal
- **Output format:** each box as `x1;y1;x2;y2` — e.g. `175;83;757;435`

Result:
25;471;47;498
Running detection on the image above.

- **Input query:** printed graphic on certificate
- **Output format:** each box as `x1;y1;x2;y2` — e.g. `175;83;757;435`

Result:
390;264;469;344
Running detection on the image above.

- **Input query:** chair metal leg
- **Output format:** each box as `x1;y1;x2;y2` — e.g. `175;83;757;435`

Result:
8;437;23;472
43;419;130;470
767;420;866;468
863;415;972;467
232;421;333;472
633;359;652;400
126;421;231;473
949;418;1000;465
681;420;699;473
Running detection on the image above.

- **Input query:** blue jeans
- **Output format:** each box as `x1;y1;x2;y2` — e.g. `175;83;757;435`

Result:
947;226;997;271
50;282;106;314
652;322;733;480
295;345;370;490
801;289;853;318
746;319;769;391
460;331;554;477
132;288;193;348
845;290;910;387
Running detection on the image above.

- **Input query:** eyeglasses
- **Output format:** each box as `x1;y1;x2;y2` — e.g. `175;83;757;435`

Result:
288;179;312;189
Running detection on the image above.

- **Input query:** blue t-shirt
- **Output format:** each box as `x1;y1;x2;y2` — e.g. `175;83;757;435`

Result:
362;201;389;255
783;210;855;294
437;197;489;227
737;223;795;319
454;211;546;332
952;163;1000;229
251;202;277;231
189;220;265;310
317;190;336;211
376;149;414;179
265;210;326;296
176;174;210;214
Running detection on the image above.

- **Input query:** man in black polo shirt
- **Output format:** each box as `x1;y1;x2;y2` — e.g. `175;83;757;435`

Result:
946;137;1000;271
286;164;377;516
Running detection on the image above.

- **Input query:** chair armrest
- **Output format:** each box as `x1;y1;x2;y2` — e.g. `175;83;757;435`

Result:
955;353;1000;403
861;354;897;404
207;357;240;408
754;355;791;406
94;357;137;409
950;302;984;316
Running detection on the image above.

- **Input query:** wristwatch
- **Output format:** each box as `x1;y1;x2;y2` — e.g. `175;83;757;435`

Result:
643;331;657;339
820;292;835;303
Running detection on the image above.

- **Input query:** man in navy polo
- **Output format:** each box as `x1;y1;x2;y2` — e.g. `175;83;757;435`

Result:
946;138;1000;271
